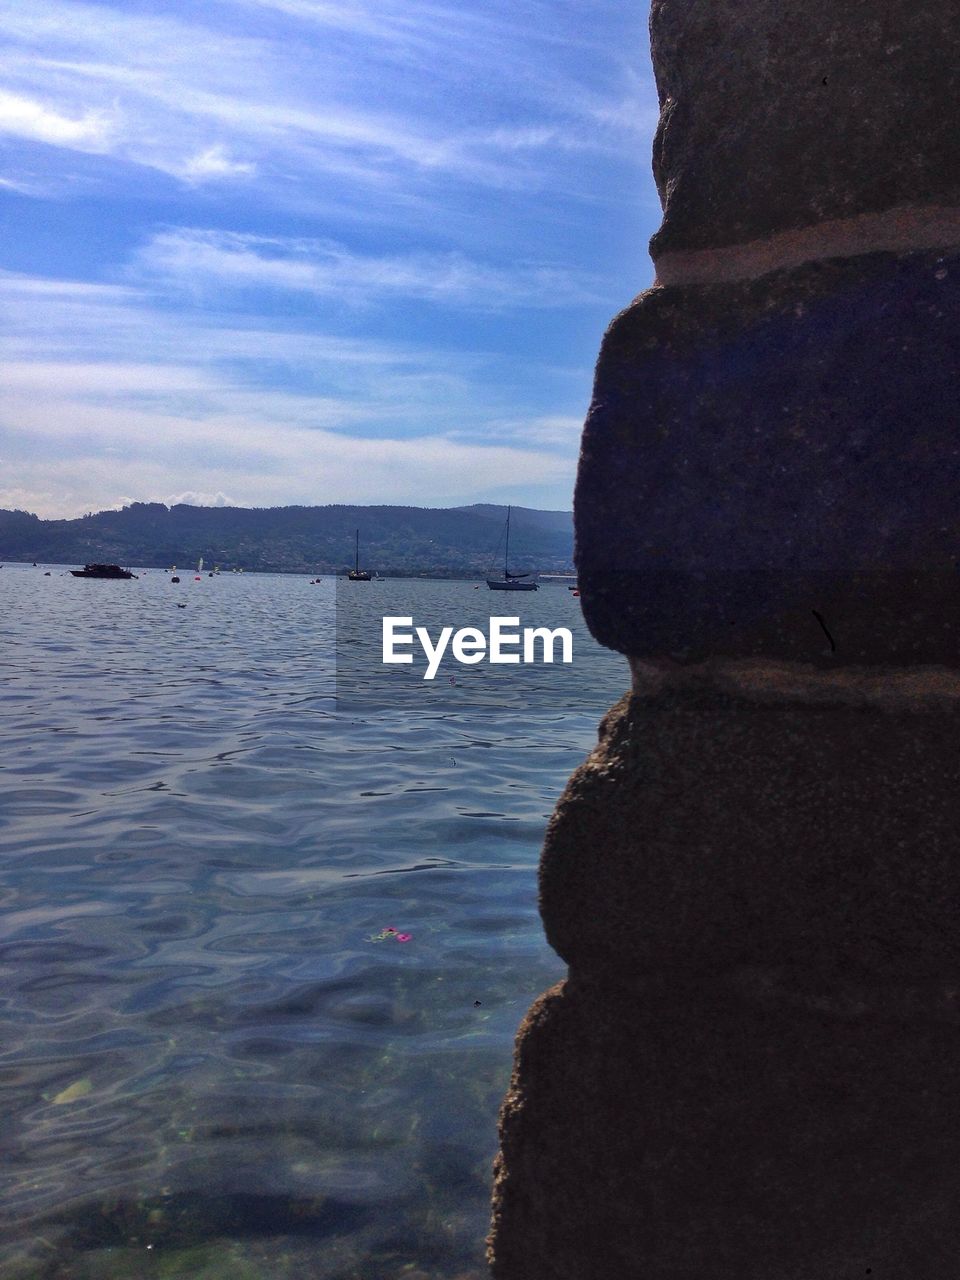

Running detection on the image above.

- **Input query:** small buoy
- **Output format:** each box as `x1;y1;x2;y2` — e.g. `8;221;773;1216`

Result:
194;576;201;581
176;603;187;609
572;590;580;597
171;576;180;583
44;571;51;576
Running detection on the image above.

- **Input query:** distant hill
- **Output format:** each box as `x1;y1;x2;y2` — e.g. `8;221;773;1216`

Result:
0;502;574;577
453;504;573;536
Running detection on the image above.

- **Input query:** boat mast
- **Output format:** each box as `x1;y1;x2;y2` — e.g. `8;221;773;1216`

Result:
355;529;360;573
504;506;510;579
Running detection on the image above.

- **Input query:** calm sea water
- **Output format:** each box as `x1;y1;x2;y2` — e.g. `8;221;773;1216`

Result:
0;562;627;1280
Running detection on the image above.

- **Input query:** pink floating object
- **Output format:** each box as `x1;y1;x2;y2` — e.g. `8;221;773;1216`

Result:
395;933;412;943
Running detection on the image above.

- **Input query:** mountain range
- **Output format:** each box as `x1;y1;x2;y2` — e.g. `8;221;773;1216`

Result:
0;502;575;577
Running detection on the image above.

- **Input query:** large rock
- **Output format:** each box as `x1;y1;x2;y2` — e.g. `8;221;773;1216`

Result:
577;252;960;664
493;966;960;1280
488;0;960;1275
541;674;960;980
490;676;960;1279
648;0;960;266
575;0;960;666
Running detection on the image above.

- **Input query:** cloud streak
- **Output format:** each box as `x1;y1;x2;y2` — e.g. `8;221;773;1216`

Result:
0;89;115;150
133;228;604;309
1;390;575;519
0;267;588;517
0;0;657;517
0;0;653;202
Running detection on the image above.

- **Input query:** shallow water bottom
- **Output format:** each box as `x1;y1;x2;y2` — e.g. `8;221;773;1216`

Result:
0;567;625;1276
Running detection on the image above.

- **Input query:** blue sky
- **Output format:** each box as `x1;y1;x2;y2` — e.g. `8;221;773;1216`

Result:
0;0;660;518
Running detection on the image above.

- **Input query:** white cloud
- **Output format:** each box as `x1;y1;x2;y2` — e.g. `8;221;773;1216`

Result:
1;361;388;436
0;89;114;150
500;414;585;446
0;268;493;385
226;0;434;45
166;490;238;508
178;145;256;183
0;0;656;524
1;390;576;517
134;227;603;309
0;173;46;195
0;0;653;206
1;384;577;518
0;486;62;514
1;361;219;396
0;270;141;301
0;266;582;518
0;8;497;188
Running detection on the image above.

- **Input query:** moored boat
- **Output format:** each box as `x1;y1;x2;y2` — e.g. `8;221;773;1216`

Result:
486;506;538;591
347;529;371;581
70;563;138;579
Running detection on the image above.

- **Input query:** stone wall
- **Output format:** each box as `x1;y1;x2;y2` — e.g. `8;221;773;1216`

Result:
488;2;960;1276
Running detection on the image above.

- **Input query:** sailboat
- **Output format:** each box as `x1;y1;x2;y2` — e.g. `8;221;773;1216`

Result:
348;529;371;581
486;506;538;591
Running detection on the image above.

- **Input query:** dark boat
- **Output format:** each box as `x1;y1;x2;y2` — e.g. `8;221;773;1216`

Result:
70;563;139;579
486;506;538;591
347;529;371;581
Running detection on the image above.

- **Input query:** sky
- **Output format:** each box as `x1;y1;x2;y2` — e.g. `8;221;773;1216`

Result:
0;0;661;519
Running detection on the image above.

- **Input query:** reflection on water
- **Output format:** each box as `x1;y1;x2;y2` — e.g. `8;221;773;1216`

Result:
0;563;627;1278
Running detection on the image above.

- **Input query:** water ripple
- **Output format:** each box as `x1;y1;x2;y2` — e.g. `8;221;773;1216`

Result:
0;564;626;1277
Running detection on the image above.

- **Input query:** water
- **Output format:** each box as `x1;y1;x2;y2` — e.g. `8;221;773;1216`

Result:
0;563;628;1279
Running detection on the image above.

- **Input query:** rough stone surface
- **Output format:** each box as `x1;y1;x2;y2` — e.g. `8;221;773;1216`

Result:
489;0;960;1275
492;968;960;1280
575;250;960;663
540;683;960;980
489;682;960;1279
648;0;960;259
